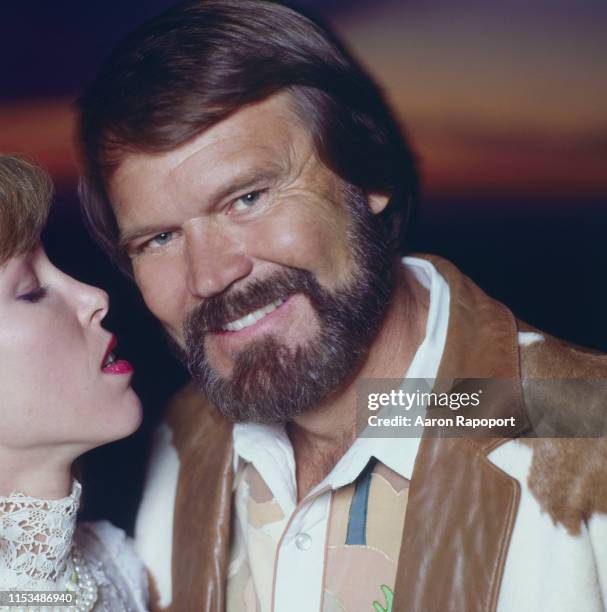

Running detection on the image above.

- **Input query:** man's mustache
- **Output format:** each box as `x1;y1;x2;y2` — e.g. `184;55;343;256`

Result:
184;268;319;334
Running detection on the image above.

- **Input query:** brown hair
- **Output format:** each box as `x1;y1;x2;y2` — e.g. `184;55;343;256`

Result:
0;155;52;266
78;0;419;273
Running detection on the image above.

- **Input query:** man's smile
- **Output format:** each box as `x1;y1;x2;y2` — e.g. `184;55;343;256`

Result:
220;297;285;331
207;295;303;349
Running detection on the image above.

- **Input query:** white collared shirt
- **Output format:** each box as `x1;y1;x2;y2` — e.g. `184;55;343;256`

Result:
229;256;450;612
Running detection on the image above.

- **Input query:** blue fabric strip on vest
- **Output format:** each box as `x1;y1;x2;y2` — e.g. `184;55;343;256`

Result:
345;457;377;546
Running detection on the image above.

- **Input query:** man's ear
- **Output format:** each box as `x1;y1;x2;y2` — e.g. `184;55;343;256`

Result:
368;192;390;215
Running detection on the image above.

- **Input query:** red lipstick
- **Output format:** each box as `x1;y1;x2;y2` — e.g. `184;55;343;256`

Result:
101;335;134;375
102;360;134;375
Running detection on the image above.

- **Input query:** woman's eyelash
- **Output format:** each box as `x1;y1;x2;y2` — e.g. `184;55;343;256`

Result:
18;285;48;303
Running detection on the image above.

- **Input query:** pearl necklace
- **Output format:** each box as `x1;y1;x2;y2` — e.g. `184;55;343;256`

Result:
66;546;98;612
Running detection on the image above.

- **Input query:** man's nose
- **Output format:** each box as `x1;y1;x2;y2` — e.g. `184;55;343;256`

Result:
184;221;253;298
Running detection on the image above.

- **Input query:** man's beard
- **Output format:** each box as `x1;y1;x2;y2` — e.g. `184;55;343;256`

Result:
182;187;395;423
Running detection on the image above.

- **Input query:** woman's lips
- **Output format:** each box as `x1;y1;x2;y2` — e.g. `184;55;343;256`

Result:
100;334;134;375
102;360;134;375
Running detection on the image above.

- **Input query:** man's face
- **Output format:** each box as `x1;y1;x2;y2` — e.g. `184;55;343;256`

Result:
110;92;393;422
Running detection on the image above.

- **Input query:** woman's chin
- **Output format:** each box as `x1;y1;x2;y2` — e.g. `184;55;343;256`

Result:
105;391;144;443
77;390;144;453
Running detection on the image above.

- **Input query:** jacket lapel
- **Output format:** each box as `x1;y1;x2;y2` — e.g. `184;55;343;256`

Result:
393;255;530;612
167;387;234;612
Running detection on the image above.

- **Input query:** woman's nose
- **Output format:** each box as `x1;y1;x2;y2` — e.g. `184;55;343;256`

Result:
76;280;110;326
43;251;110;326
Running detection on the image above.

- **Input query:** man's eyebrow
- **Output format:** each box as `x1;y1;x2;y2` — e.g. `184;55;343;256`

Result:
209;167;281;204
117;167;282;249
118;225;172;250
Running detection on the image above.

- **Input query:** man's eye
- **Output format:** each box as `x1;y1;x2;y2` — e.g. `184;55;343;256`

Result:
130;231;177;257
232;190;264;212
18;285;48;303
148;231;174;248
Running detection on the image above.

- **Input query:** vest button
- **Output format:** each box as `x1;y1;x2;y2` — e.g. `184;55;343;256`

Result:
295;533;312;551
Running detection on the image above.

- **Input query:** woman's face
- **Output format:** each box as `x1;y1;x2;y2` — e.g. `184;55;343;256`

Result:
0;245;142;456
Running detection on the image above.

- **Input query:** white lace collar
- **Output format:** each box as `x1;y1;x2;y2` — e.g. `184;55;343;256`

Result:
0;480;81;589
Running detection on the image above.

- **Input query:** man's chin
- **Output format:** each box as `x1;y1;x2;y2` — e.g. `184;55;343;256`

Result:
189;335;327;423
203;333;286;380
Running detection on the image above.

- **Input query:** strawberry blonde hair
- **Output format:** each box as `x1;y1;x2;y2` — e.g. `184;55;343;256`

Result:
0;155;52;266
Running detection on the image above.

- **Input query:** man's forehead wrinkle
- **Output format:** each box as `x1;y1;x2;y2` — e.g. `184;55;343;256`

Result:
176;152;288;207
112;154;177;223
169;95;296;172
164;94;308;192
114;185;180;242
172;121;289;169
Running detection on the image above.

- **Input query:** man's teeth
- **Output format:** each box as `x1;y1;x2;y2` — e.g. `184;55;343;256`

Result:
221;298;285;331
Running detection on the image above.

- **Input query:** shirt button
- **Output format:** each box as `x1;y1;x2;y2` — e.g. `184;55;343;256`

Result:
295;533;312;551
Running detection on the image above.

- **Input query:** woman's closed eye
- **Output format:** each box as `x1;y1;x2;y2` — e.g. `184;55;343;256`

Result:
18;285;48;303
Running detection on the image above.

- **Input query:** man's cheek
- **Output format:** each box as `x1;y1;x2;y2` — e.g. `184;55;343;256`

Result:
133;262;184;338
246;206;346;281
